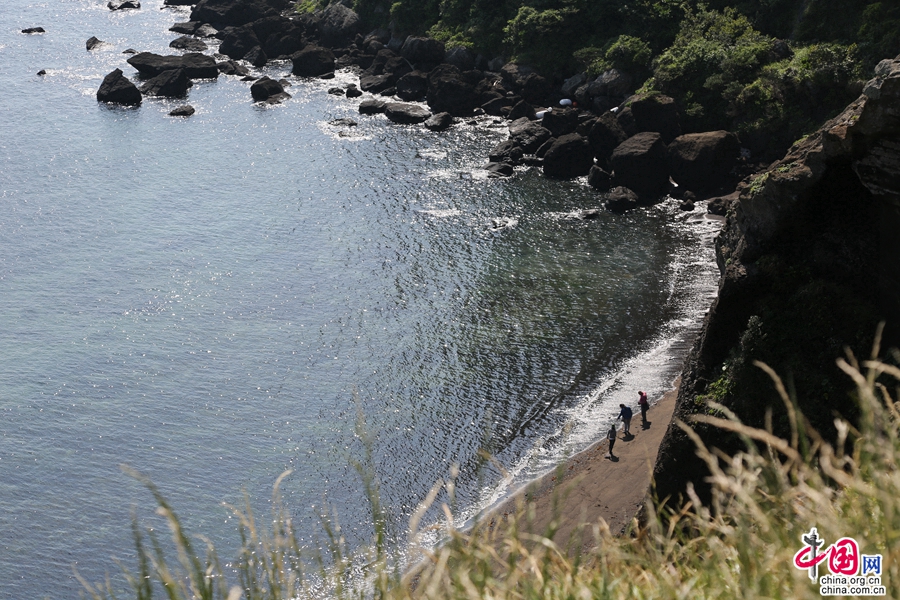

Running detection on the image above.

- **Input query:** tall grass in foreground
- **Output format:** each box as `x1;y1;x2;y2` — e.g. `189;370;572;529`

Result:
82;335;900;599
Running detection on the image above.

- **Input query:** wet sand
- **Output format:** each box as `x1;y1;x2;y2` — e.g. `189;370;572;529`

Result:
482;380;680;551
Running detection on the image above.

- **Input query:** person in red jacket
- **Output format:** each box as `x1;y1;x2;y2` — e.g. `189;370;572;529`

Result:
638;391;649;427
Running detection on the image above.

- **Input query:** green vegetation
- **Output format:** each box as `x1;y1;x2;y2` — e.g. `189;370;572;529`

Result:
82;339;900;599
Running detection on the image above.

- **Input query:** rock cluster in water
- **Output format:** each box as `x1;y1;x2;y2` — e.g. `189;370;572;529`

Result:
94;0;747;211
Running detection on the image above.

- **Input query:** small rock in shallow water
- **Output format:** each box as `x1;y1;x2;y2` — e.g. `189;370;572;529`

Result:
169;105;195;117
329;118;357;127
123;48;137;54
22;27;45;34
328;87;345;96
169;36;208;52
108;0;140;10
86;36;104;51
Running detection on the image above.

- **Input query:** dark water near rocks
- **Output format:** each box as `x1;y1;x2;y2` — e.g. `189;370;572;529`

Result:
0;2;720;597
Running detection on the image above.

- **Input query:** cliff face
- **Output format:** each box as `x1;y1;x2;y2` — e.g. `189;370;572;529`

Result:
653;56;900;505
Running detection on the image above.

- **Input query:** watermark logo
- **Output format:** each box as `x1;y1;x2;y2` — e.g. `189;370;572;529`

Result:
793;527;886;596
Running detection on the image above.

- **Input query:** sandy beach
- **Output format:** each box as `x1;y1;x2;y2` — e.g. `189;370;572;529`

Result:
483;380;680;551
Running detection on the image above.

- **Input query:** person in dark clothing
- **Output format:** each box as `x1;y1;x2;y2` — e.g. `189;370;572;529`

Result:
606;422;617;458
638;391;649;426
618;403;633;435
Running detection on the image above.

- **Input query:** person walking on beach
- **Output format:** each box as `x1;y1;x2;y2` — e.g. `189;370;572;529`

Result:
618;403;633;435
606;422;617;458
638;391;649;426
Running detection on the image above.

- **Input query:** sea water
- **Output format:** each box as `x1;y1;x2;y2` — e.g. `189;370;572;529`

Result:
0;2;719;596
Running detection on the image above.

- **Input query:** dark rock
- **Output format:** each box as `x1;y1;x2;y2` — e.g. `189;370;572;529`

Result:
217;59;250;76
706;192;737;216
264;30;303;59
244;46;267;68
628;94;681;143
345;84;363;98
384;102;431;124
500;63;534;90
241;75;257;81
329;118;357;127
140;68;191;97
445;46;475;71
604;186;639;213
164;0;195;5
587;165;612;191
108;0;140;10
401;37;445;69
328;86;344;95
576;117;596;137
86;36;103;51
251;15;294;45
587;69;633;98
250;76;288;102
96;68;142;105
588;112;628;165
396;71;428;101
610;132;669;198
615;106;638;138
561;73;587;97
190;0;277;29
520;73;551;106
37;69;46;76
358;98;386;114
170;21;200;35
318;3;361;47
535;138;555;158
679;199;695;211
219;24;259;60
543;133;594;179
424;112;454;131
507;100;535;121
427;65;478;117
128;52;218;79
319;72;336;80
682;190;696;202
195;24;219;38
278;78;291;87
489;140;524;164
21;27;45;34
485;162;514;177
481;96;512;116
291;45;335;77
359;74;393;94
169;105;195;116
667;130;741;192
123;49;137;54
170;35;208;52
541;108;580;138
508;117;551;153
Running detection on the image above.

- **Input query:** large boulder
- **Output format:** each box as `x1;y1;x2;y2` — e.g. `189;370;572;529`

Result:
169;35;208;52
561;73;587;97
358;98;387;114
127;52;218;79
401;37;445;69
508;117;552;153
507;100;535;121
190;0;277;28
139;68;191;97
489;140;524;164
424;112;454;131
445;46;475;71
667;131;741;192
541;108;580;138
218;24;260;60
609;132;670;198
542;133;594;179
587;69;633;98
359;74;393;94
318;3;361;47
587;165;612;191
396;71;428;101
519;73;551;106
264;29;304;59
291;45;335;77
384;102;431;124
426;65;478;116
588;112;628;166
604;186;639;213
628;94;681;143
97;68;142;105
250;76;289;102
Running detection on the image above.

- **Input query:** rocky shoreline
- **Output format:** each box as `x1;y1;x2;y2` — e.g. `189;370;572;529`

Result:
88;0;756;215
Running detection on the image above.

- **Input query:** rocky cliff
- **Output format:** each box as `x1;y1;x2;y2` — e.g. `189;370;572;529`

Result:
653;56;900;506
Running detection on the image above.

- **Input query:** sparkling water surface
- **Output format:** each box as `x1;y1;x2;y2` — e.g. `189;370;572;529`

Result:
1;2;719;597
